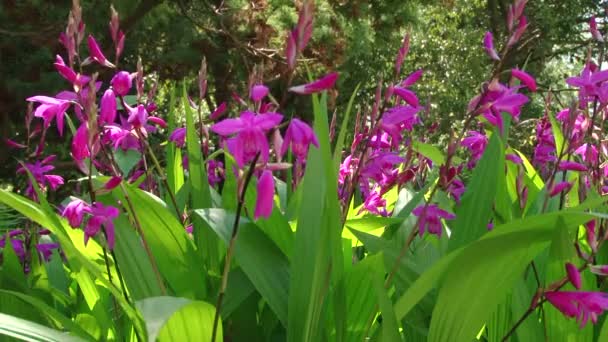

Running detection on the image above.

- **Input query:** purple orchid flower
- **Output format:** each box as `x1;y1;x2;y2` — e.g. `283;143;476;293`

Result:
483;32;500;61
545;291;608;327
84;202;120;249
26;95;72;136
412;203;456;237
111;71;133;96
211;111;283;167
280;118;319;160
169;127;186;148
62;198;91;228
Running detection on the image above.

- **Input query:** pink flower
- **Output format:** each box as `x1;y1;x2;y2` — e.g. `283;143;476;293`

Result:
17;156;64;197
401;69;423;87
127;104;149;128
250;85;269;102
393;87;419;106
72;123;91;162
85;35;115;68
104;176;122;190
511;69;537;92
360;190;388;216
379;105;421;147
84;202;120;249
211;111;282;167
505;153;523;164
289;72;339;95
254;170;274;219
550;181;573;197
26;95;71;136
169;127;186;148
412;204;456;237
545;291;608;327
566;65;608;96
54;55;90;88
111;71;132;96
208;160;224;187
280;118;319;160
483;32;500;61
210;102;228;121
100;89;117;124
565;262;582;289
461;131;488;168
62;198;90;228
558;161;587;172
590;16;604;42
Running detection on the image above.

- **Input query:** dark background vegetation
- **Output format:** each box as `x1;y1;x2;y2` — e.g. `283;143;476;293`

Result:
0;0;603;183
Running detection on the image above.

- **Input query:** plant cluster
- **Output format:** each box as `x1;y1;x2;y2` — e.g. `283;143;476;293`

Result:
3;1;608;341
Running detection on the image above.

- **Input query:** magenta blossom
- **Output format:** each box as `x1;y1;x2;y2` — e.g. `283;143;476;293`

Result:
393;87;420;107
280;118;319;160
111;71;133;96
379;105;421;147
17;156;64;196
250;85;269;102
210;102;228;120
84;202;120;249
565;262;582;289
100;89;117;124
401;69;423;87
483;32;500;61
545;291;608;327
54;55;90;88
85;35;114;68
169;127;186;148
211;111;283;167
289;72;339;95
412;204;456;237
566;64;608;98
254;170;274;219
549;181;573;197
461;131;488;168
62;198;90;228
558;161;587;172
208;160;224;187
26;95;72;136
360;190;388;216
511;69;537;92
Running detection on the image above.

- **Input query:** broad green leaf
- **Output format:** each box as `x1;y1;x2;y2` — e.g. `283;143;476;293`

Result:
157;300;220;342
196;209;290;324
449;133;503;250
0;290;95;341
136;296;191;342
394;209;603;322
412;141;446;165
115;185;206;299
288;92;343;342
0;312;85;342
221;268;256;318
372;255;402;342
113;214;163;300
114;149;141;176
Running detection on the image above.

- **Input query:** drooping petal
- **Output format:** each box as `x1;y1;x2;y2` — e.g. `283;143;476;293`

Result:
86;35;115;68
289;72;339;95
565;262;582;289
558;160;587;172
511;69;537;92
253;112;283;130
254;170;275;219
401;69;424;87
549;181;572;197
483;32;501;61
393;87;420;106
211;118;245;136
